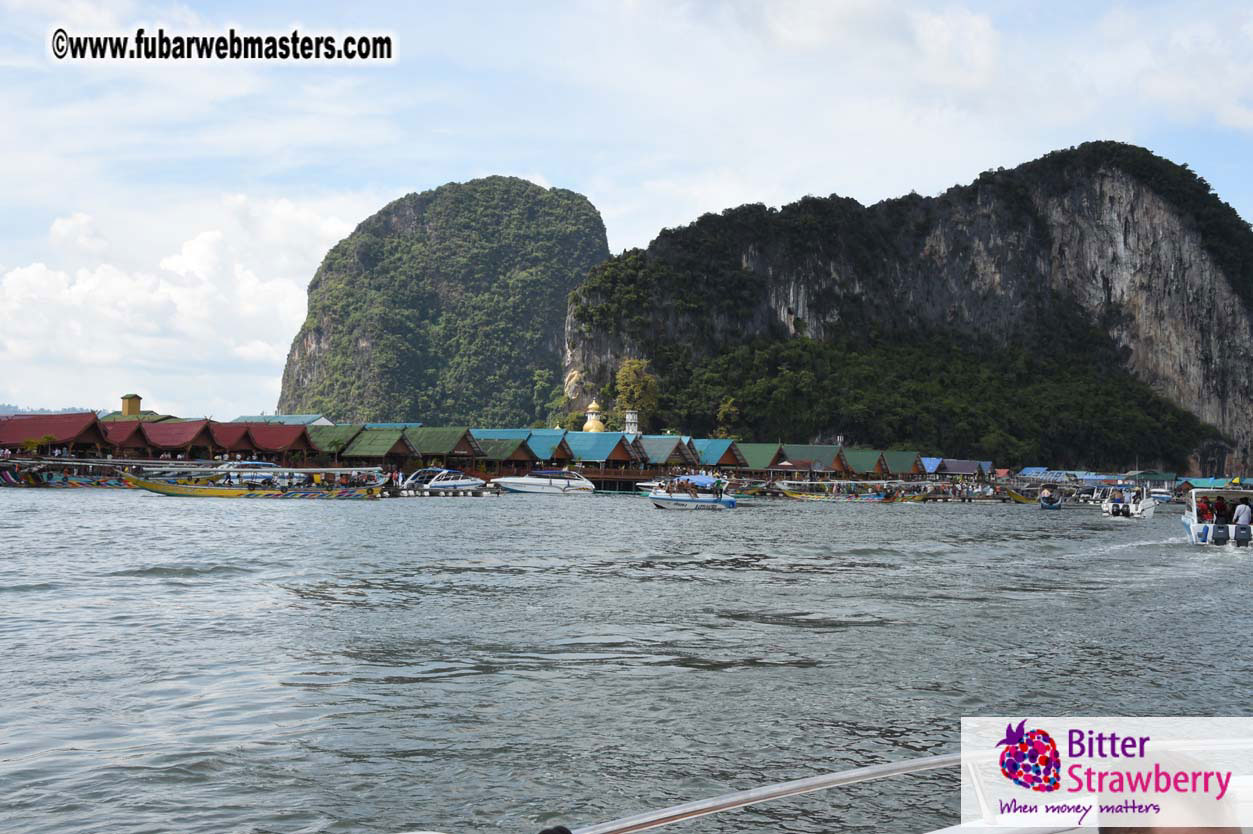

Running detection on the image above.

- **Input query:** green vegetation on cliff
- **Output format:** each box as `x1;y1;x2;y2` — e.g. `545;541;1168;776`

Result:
655;336;1219;470
279;176;609;424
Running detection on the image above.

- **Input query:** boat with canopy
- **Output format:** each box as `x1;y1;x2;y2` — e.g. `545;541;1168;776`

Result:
647;474;735;510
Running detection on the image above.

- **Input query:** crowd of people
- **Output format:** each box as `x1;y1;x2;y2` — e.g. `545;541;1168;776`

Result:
1195;495;1253;525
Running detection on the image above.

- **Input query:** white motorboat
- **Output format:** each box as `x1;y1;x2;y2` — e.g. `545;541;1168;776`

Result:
1180;487;1253;546
635;479;665;495
493;469;595;494
648;475;736;510
1101;486;1155;518
401;467;485;491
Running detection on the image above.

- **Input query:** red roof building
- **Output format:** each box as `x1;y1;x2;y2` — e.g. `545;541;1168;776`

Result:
0;412;108;450
242;424;315;454
101;420;148;450
142;419;215;452
209;422;254;452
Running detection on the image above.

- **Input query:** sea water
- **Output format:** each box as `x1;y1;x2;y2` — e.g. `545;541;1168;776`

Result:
1;490;1248;833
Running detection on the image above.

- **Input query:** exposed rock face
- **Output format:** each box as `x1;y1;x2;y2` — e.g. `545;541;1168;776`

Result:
565;143;1253;472
279;176;609;425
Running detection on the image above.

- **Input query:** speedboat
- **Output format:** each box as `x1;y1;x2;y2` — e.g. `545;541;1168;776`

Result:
648;474;735;510
493;469;595;494
1101;486;1155;519
401;467;485;491
1180;488;1253;546
1038;485;1063;510
1150;487;1174;504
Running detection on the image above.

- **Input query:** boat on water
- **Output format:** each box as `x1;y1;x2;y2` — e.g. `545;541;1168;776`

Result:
1101;486;1156;519
1180;488;1253;545
1;458;225;489
123;466;384;499
779;480;898;502
1038;484;1064;510
634;479;665;496
648;474;735;510
1150;486;1176;504
493;469;595;494
402;467;486;491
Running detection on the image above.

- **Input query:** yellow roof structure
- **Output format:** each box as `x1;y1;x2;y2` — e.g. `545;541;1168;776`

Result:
584;399;605;432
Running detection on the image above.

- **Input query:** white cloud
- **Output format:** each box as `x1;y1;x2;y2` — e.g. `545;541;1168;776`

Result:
159;229;222;279
0;191;375;416
49;211;108;253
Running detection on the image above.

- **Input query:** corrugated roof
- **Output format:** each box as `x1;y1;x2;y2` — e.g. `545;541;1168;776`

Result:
245;424;314;453
99;411;175;422
404;427;482;456
691;438;746;467
565;431;632;462
1018;466;1047;477
737;443;785;470
1124;470;1176;481
476;437;536;462
102;420;145;446
522;429;571;461
880;450;921;475
307;424;364;453
142;419;212;449
782;444;842;468
0;412;106;447
232;414;328;425
210;423;252;450
637;435;698;465
921;456;943;473
978;460;995;475
363;422;424;429
841;448;885;474
471;428;532;440
940;458;981;475
1178;477;1233;488
341;428;415;458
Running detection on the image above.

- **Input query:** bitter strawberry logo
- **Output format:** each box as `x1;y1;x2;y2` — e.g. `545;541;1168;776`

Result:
996;719;1061;792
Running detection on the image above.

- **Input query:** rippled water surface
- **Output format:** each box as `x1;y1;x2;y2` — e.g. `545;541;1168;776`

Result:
2;490;1249;834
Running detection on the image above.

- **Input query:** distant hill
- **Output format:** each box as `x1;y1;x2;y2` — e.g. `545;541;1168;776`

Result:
278;176;610;425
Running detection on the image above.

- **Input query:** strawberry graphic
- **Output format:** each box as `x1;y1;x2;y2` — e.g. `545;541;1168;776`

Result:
996;719;1061;792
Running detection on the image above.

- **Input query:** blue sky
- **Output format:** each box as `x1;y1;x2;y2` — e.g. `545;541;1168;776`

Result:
1;0;1251;417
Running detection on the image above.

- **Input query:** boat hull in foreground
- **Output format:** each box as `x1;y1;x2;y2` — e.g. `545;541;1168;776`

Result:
649;491;736;510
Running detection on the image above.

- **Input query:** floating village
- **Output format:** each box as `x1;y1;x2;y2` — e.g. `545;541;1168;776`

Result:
2;394;1250;546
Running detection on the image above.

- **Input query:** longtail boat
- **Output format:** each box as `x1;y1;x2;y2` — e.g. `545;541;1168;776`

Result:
123;466;384;500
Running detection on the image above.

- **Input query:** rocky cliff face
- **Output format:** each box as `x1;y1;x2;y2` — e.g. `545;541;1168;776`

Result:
279;176;609;425
565;143;1253;472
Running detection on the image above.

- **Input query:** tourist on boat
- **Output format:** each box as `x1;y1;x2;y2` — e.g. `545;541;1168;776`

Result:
1234;498;1252;526
1214;496;1232;524
1197;495;1213;521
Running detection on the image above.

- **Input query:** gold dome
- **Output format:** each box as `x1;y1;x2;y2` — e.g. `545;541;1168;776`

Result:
584;399;605;432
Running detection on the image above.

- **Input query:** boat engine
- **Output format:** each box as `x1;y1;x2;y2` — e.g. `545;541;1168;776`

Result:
1212;524;1231;546
1235;525;1251;548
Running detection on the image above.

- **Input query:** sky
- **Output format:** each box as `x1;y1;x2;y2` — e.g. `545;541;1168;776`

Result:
1;0;1251;418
